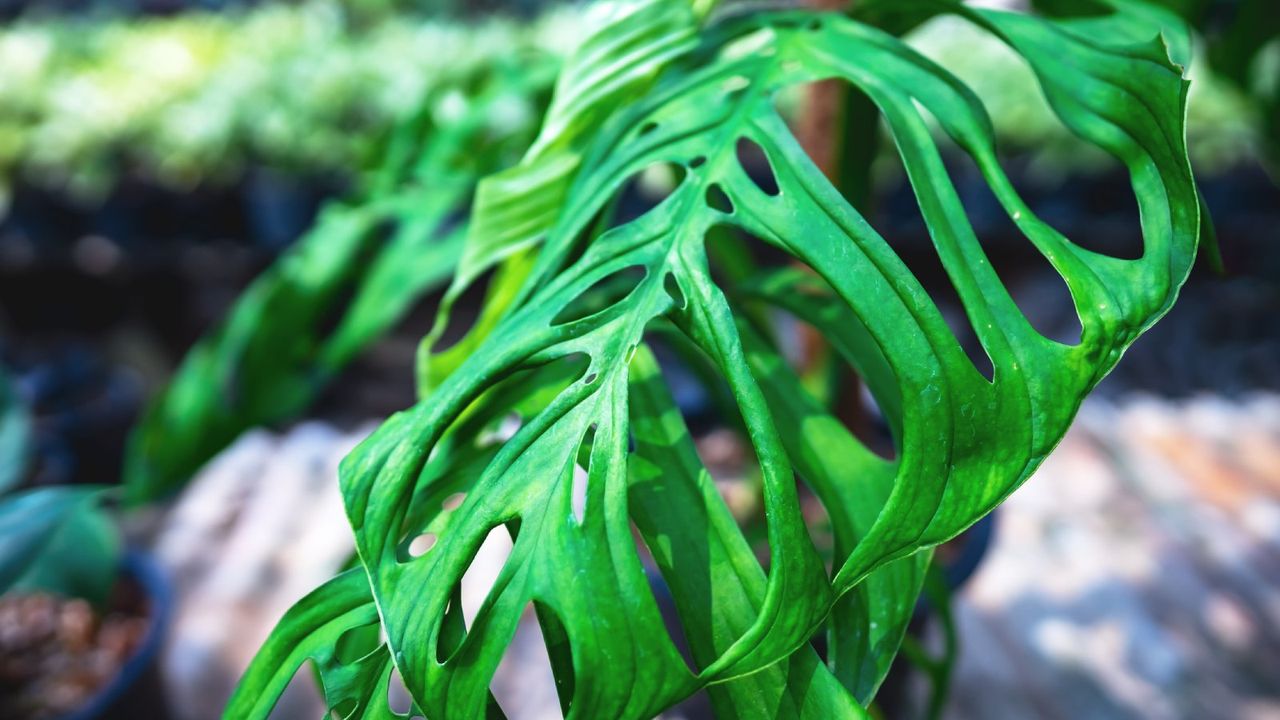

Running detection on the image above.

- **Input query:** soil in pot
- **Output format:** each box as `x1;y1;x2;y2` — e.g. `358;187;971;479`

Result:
0;582;149;719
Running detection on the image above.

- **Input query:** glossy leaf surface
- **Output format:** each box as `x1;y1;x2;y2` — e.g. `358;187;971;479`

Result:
234;2;1201;718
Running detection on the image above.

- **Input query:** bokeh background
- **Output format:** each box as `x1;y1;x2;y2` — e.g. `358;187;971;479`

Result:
0;1;1276;718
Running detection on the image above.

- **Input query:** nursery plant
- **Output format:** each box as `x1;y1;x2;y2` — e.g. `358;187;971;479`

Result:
0;3;567;203
1173;0;1278;168
0;368;121;620
123;57;556;502
0;371;172;719
216;0;1208;717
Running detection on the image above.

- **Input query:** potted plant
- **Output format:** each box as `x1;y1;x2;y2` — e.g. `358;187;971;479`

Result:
0;371;172;720
108;0;1211;716
219;0;1209;717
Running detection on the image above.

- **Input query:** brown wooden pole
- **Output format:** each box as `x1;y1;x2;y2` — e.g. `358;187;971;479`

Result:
794;0;875;441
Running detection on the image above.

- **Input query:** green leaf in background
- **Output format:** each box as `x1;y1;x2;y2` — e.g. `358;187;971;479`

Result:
628;344;871;719
124;203;386;504
0;487;120;606
124;75;548;504
0;3;571;202
0;371;30;495
235;1;1203;717
11;498;122;607
897;563;958;720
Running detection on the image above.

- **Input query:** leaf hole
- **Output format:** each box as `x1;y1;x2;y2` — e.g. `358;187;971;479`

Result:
406;533;437;559
572;163;687;269
641;332;735;436
637;120;659;137
550;264;647;327
330;698;358;719
636;162;687;204
457;525;514;632
428;267;497;354
689;155;706;169
387;666;412;715
721;75;751;94
532;601;576;715
706;183;735;214
630;527;701;674
570;463;588;525
663;272;687;310
476;412;523;447
736;137;780;196
947;152;1083;347
334;622;381;665
868;124;997;381
797;481;836;572
437;590;464;663
765;302;900;460
570;424;598;525
713;230;902;457
442;492;465;512
907;15;1142;260
490;603;564;720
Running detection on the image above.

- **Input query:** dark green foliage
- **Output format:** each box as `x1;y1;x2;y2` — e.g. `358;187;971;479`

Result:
229;1;1204;718
124;69;552;504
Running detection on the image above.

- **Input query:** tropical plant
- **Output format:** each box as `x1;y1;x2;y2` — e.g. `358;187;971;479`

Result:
0;370;30;495
220;0;1207;717
0;371;120;607
1169;0;1279;168
123;57;555;503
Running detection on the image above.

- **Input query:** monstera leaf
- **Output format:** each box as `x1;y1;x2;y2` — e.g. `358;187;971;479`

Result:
230;1;1202;718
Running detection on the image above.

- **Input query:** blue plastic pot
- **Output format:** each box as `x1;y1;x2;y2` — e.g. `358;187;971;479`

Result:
61;550;173;720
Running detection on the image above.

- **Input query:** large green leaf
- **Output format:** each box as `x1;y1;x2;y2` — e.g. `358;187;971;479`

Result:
235;2;1201;718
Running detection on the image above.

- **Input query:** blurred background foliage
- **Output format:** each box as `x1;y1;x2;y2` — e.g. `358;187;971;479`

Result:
0;2;1275;717
0;0;1274;494
0;0;574;207
0;0;1272;215
906;12;1267;178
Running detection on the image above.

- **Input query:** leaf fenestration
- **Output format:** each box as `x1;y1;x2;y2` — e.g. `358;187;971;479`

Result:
235;4;1201;718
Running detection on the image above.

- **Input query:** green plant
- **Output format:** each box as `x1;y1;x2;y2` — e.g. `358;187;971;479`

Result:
1174;0;1279;169
123;57;555;503
0;372;120;607
223;0;1205;717
0;2;569;203
0;371;30;495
